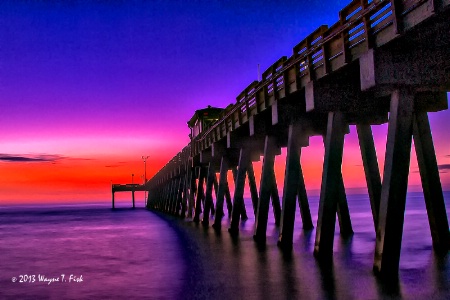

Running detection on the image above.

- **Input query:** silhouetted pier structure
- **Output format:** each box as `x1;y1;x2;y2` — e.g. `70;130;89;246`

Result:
144;0;449;279
112;184;146;209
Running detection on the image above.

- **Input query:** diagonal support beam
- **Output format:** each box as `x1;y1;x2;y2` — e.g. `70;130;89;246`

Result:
175;176;184;216
232;167;248;220
247;162;259;216
228;148;251;236
413;112;450;253
193;167;206;223
187;165;197;218
374;89;414;278
270;170;282;226
337;174;353;237
356;124;382;230
213;156;230;230
225;181;233;218
279;123;314;249
254;135;279;243
202;162;216;226
314;112;347;261
298;149;314;230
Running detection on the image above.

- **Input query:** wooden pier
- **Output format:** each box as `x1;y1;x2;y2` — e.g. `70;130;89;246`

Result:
145;0;450;279
112;184;147;209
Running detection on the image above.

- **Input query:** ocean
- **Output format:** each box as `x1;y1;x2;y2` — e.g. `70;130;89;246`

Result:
0;192;449;299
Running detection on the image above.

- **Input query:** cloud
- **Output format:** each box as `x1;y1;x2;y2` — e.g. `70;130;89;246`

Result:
438;164;450;170
0;153;66;163
105;162;128;168
66;157;94;161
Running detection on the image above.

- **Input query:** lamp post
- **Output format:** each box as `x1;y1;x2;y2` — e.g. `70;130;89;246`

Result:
131;174;135;208
142;155;149;206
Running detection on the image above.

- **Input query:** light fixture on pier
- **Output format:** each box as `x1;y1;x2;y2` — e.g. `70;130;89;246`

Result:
142;155;150;206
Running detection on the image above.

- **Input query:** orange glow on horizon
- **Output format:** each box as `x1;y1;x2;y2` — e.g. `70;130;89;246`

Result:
1;117;450;205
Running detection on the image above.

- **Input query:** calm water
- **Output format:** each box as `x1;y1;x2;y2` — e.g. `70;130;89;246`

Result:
0;192;449;299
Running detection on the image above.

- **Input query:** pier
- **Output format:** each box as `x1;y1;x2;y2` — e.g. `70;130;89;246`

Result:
111;184;147;209
144;0;450;279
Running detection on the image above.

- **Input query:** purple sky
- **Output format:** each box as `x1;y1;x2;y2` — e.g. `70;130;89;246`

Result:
0;1;347;140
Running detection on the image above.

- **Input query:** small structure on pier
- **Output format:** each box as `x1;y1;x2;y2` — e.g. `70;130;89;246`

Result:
111;183;147;209
187;105;224;139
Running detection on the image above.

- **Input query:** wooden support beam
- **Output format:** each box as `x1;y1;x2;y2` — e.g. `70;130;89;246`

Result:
132;189;135;208
172;178;180;214
279;124;314;249
193;168;206;223
188;166;197;218
181;170;190;218
374;89;414;278
278;124;303;249
413;112;450;253
356;124;382;230
254;135;279;243
319;134;353;237
298;150;314;230
360;47;450;93
170;178;177;213
232;167;248;220
318;135;353;237
175;176;184;216
112;191;115;209
270;169;282;226
202;162;216;226
210;174;218;216
314;112;346;262
163;181;171;213
170;178;178;214
225;181;233;218
337;173;353;237
162;181;169;212
247;162;259;216
213;156;230;230
213;174;219;199
228;148;251;236
390;0;404;34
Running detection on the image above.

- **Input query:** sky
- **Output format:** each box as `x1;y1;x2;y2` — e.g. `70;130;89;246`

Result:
0;0;449;205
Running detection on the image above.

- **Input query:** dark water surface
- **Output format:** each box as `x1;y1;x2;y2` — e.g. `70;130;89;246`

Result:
0;192;449;299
